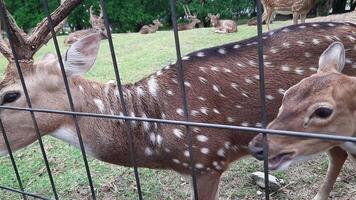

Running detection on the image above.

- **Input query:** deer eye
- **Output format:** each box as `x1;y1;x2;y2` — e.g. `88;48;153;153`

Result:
313;107;333;119
2;92;21;105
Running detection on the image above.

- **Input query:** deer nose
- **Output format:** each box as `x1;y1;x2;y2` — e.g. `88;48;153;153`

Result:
249;146;264;160
248;135;265;160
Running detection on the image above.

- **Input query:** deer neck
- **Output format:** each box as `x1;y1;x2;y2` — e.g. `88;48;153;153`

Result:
50;75;165;165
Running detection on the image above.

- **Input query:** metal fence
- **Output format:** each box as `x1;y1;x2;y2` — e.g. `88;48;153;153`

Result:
0;0;355;200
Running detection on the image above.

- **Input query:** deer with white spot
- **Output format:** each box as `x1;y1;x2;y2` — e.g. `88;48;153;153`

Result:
1;1;356;199
249;42;356;200
139;19;163;34
177;15;201;31
262;0;319;31
208;14;237;33
64;4;108;46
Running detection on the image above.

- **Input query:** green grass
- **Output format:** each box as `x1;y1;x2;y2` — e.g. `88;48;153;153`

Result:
0;21;355;200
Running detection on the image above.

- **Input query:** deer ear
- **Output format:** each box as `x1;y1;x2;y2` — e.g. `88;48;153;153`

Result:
216;14;220;18
64;33;101;77
318;42;345;74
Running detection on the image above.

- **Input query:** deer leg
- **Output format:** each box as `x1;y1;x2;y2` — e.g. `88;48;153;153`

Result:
190;172;222;200
312;147;348;200
292;12;299;24
300;13;307;23
265;9;273;31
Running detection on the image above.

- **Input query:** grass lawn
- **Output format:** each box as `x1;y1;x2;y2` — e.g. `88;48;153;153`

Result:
0;21;355;200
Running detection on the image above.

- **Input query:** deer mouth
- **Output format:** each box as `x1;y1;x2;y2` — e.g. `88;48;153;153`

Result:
268;152;296;171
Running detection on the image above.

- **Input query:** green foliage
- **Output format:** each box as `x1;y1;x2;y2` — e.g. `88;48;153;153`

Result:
4;0;255;33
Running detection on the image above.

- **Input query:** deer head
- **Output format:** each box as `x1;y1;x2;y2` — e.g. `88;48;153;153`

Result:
0;33;101;156
249;42;355;170
208;14;220;27
152;19;163;28
0;0;85;155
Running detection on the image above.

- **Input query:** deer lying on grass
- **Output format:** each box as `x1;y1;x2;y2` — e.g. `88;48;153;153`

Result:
262;0;319;30
249;42;356;200
1;1;356;198
177;15;201;31
139;19;163;34
64;4;107;46
208;14;237;33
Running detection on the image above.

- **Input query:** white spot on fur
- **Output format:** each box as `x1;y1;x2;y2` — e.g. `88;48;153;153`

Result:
254;75;260;80
223;68;232;73
227;117;235;123
136;86;145;96
211;66;219;71
167;90;174;96
176;108;184;116
231;83;238;90
197;135;208;142
297;41;304;46
218;48;226;54
213;108;220;114
184;81;191;87
198;96;206;101
348;35;355;41
173;159;180;164
295;68;304;75
217;148;225;157
79;85;84;93
199;66;207;73
164;148;171;153
173;129;184;138
199;77;207;83
327;23;335;27
184;150;190;157
270;47;278;54
145;147;153;156
266;95;275;100
201;148;209;154
233;44;241;49
213;85;220;93
346;58;352;64
312;38;320;45
156;135;163;145
235;104;242;109
248;60;257;66
309;67;318;71
196;52;205;57
282;28;290;32
281;64;290;71
182;56;190;60
148;77;158;97
200;107;208;115
241;122;249;127
278;88;286;95
312;24;319;27
299;25;306;29
195;163;204;169
93;98;105;113
245;78;253;84
282;42;290;48
191;110;200;116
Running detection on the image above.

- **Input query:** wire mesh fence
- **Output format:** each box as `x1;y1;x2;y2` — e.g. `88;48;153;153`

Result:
0;0;355;199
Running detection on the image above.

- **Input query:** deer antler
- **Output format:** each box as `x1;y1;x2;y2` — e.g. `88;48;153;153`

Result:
28;0;83;54
0;0;83;60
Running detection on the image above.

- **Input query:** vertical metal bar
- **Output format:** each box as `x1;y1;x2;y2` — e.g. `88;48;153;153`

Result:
99;1;143;199
0;118;27;200
169;0;199;199
0;5;59;200
40;0;96;199
256;0;270;199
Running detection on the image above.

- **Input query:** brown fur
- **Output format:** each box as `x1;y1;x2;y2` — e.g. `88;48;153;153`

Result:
208;14;237;33
177;15;201;31
1;23;356;199
262;0;319;30
139;19;163;34
249;42;356;200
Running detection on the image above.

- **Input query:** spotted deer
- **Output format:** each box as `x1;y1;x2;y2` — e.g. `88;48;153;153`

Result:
249;42;356;200
63;4;107;46
177;15;201;31
208;14;237;33
139;19;163;34
262;0;319;31
1;0;356;198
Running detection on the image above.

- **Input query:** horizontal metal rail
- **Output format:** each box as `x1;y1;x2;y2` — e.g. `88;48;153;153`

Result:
0;105;355;143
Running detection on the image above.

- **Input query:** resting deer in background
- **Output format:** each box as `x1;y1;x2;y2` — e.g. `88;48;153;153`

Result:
1;1;356;199
64;4;107;46
208;14;237;33
249;42;356;200
139;19;163;34
177;15;201;31
262;0;319;30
